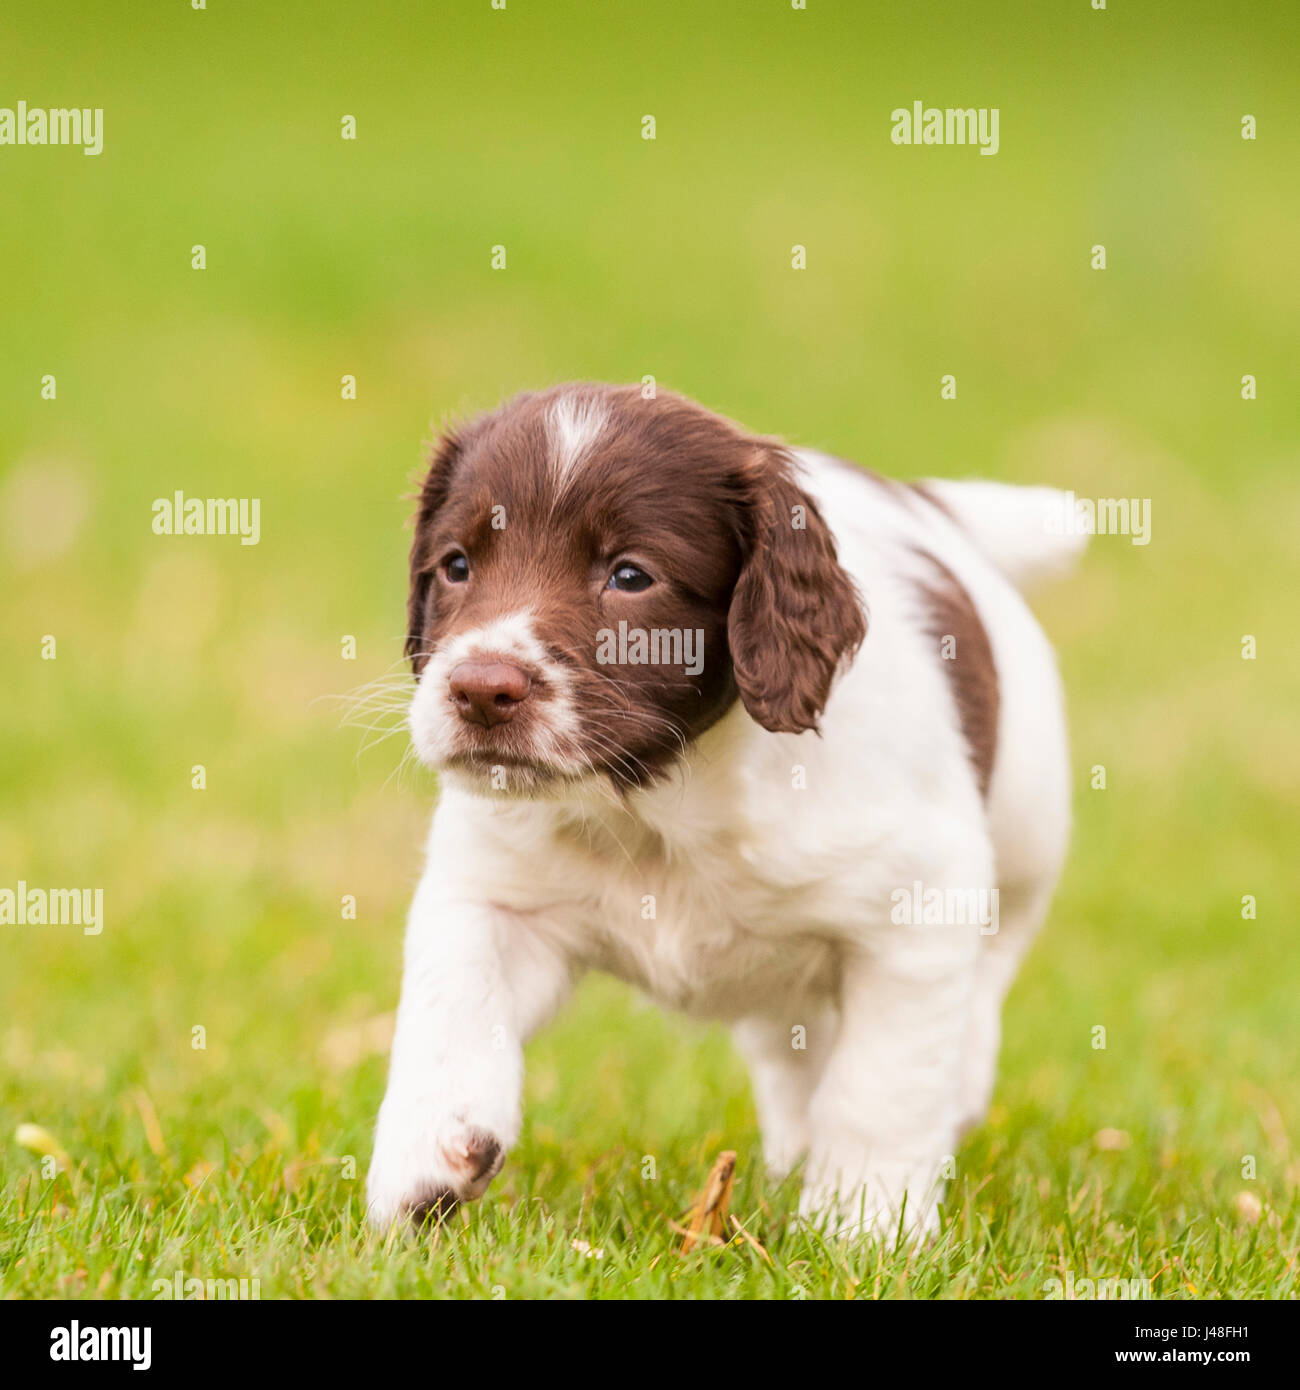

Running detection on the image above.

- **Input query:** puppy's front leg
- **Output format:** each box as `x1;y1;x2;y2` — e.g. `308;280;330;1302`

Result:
802;925;980;1242
367;875;571;1230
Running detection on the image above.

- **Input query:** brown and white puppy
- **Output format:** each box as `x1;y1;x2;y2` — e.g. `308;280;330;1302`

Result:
369;382;1084;1239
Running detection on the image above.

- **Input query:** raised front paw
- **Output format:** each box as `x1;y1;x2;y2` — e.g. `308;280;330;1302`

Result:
367;1105;506;1231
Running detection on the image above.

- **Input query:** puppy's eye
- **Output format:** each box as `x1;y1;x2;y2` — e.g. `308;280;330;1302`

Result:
443;552;470;583
607;562;653;593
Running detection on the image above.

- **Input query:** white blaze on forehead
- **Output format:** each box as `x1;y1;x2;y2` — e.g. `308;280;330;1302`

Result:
548;393;608;489
437;609;551;668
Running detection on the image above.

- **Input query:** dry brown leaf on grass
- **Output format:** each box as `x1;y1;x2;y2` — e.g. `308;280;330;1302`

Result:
672;1151;773;1263
678;1149;736;1254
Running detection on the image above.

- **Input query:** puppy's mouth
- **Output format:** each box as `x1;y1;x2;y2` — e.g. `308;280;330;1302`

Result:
435;695;583;790
444;747;556;773
440;746;582;797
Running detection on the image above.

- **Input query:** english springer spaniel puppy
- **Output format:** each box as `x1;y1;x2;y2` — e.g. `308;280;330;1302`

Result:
367;383;1086;1240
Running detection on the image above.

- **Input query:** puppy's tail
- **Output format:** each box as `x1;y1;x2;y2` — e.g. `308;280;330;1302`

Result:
914;479;1089;594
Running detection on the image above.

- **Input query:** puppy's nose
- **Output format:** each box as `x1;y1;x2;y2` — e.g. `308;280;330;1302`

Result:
448;660;532;727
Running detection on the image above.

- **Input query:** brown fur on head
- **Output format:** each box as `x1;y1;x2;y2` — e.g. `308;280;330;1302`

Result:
405;384;866;790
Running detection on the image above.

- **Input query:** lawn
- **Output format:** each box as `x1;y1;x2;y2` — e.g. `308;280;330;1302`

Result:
1;0;1297;1299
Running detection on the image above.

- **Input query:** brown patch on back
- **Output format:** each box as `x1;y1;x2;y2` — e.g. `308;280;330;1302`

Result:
912;550;999;797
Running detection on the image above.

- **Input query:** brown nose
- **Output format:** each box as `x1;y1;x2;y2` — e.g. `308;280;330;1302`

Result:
448;660;532;727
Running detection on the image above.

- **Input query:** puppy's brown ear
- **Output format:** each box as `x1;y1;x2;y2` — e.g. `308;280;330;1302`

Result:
406;428;464;673
728;452;867;734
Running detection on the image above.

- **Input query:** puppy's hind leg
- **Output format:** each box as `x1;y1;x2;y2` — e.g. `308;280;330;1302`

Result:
801;862;988;1243
956;877;1056;1137
732;1007;838;1180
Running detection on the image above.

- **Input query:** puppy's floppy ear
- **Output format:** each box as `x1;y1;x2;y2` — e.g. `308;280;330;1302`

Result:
406;427;464;673
727;450;867;734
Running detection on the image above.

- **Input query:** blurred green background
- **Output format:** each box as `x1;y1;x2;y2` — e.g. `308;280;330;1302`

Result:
1;0;1297;1297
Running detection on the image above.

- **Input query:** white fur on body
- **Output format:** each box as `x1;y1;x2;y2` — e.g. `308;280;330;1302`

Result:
368;451;1080;1239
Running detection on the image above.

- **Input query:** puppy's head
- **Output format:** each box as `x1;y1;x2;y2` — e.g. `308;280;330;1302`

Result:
406;385;865;795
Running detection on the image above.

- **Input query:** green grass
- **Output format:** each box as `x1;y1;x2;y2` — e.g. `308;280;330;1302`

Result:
2;0;1298;1298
